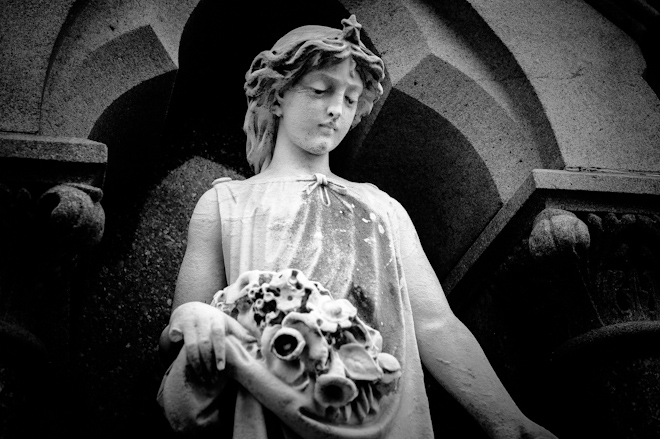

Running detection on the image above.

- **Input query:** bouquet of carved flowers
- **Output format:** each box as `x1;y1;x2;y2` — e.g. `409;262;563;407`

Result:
211;268;402;424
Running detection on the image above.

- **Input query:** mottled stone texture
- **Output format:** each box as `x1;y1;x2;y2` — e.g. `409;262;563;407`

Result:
0;0;200;137
0;134;107;187
1;0;660;437
467;0;660;173
0;0;74;133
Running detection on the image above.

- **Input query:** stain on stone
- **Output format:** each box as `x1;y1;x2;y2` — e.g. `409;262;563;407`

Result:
347;283;376;327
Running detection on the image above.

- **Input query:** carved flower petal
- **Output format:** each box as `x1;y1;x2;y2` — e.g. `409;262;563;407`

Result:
325;299;357;320
377;353;402;384
347;318;383;356
309;310;338;333
261;325;310;389
305;288;333;312
338;343;383;381
315;374;358;408
270;327;306;361
282;311;322;331
282;312;329;371
310;299;357;333
226;270;277;303
267;269;309;313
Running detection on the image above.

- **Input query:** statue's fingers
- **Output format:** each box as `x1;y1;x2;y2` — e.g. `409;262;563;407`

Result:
211;322;226;371
197;335;215;376
225;316;257;343
168;325;184;343
183;329;203;376
167;304;193;342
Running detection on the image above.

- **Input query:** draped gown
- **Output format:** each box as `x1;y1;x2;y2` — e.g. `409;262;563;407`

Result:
158;173;434;439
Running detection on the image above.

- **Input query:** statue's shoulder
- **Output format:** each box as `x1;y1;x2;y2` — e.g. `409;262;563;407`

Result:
211;177;233;186
348;180;411;218
347;179;392;200
210;176;251;190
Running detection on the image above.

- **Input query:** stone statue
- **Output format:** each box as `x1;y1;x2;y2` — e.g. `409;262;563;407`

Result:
157;15;558;439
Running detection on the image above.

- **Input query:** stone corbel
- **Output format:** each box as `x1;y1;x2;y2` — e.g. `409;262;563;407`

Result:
0;133;107;434
445;169;660;438
527;208;660;439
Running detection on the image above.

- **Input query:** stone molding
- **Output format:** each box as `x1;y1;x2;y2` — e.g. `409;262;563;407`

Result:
0;133;107;187
0;133;106;348
445;168;660;296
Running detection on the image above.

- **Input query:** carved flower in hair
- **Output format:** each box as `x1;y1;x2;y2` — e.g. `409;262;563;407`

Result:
340;15;362;44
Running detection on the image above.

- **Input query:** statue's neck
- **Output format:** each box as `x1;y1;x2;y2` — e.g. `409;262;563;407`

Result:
264;142;334;178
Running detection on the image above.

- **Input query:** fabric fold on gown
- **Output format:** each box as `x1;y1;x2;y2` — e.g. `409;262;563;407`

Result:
159;175;433;439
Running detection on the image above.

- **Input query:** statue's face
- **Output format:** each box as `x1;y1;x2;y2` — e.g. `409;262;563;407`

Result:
274;57;364;157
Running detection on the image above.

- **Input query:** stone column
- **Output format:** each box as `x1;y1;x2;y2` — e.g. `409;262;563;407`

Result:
444;169;660;439
0;133;106;436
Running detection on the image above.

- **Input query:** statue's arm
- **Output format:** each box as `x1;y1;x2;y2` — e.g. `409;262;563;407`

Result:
159;188;228;366
158;188;253;432
396;204;557;439
173;187;228;308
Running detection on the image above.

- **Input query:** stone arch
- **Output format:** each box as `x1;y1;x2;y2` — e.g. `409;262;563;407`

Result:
465;0;660;173
0;1;76;133
39;0;201;137
332;0;562;277
33;1;564;282
342;0;562;196
157;0;563;277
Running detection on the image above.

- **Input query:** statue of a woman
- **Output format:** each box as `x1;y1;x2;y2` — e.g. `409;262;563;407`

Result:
158;15;557;439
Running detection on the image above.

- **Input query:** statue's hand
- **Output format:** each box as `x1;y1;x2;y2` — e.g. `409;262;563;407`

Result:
167;301;257;381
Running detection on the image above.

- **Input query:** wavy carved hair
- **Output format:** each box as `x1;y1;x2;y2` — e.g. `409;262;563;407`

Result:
243;15;385;173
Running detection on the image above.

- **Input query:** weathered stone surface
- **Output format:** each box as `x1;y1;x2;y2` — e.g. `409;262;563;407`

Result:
0;0;75;133
0;133;107;187
467;0;660;173
343;0;562;202
584;0;660;97
529;209;590;260
41;25;177;137
0;133;107;163
0;0;199;137
445;169;660;293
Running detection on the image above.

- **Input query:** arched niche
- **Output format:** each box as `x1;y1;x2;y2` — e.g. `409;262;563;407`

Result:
163;0;560;279
37;0;561;281
32;0;562;434
40;0;201;137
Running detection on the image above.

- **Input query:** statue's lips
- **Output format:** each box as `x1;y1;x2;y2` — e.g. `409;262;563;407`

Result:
319;122;338;131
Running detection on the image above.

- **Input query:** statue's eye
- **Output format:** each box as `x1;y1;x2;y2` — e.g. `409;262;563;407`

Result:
312;88;326;95
345;96;357;106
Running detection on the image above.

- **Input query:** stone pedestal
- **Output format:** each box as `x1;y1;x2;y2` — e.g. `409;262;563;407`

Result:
0;134;106;436
445;169;660;439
